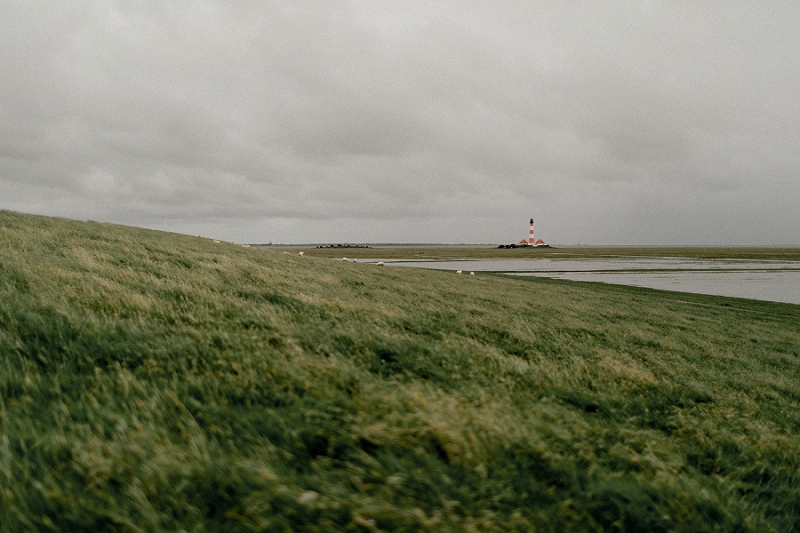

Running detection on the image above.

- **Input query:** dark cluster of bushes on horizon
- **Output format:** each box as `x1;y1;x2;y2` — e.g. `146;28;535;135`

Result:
316;244;371;249
497;243;552;248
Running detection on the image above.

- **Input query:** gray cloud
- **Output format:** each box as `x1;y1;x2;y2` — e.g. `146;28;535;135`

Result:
2;1;799;244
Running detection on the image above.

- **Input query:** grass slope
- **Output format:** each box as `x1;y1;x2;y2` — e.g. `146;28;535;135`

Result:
1;210;799;532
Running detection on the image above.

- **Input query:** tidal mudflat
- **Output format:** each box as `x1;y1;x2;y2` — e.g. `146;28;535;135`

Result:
374;257;800;305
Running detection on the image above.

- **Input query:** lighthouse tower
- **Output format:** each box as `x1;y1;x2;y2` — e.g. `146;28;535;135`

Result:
528;218;535;246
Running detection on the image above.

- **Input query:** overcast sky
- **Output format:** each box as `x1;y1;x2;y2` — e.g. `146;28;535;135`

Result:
2;1;799;245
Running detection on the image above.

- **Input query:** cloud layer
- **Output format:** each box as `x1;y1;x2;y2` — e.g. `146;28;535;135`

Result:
2;1;799;244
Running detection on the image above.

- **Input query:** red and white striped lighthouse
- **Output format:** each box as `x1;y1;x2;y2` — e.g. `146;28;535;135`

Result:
528;218;535;245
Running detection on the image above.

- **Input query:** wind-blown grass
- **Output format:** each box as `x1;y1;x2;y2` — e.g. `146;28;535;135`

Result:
1;210;799;532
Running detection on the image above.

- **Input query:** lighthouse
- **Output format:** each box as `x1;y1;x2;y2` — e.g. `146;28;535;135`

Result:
528;218;535;246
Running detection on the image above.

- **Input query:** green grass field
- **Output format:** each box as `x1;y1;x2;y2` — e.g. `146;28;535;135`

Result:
2;210;799;532
299;244;800;261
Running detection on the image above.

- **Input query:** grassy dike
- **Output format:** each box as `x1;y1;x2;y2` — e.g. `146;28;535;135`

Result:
1;211;799;532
